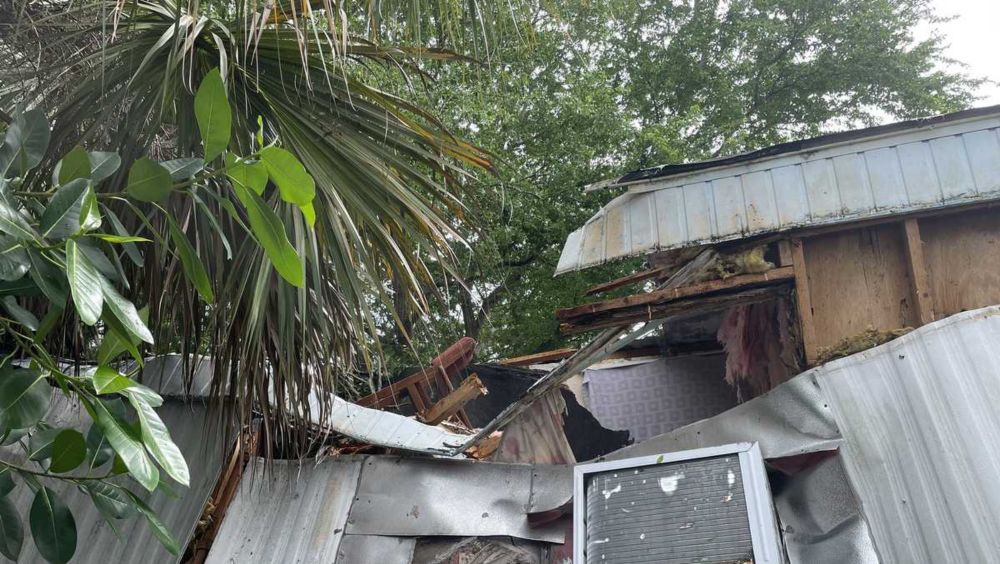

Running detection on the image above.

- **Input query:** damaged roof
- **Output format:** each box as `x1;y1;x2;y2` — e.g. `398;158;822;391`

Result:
558;105;1000;273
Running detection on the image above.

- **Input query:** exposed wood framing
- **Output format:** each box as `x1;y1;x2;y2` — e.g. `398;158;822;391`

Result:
560;286;788;334
500;348;578;366
583;266;668;296
357;337;476;425
789;238;819;365
457;248;722;454
421;374;488;425
903;218;936;325
777;239;794;267
499;345;662;367
557;266;794;322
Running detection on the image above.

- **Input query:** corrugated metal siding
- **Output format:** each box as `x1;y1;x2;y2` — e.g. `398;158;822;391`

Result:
206;459;363;563
815;307;1000;563
584;456;752;564
9;400;228;564
558;114;1000;273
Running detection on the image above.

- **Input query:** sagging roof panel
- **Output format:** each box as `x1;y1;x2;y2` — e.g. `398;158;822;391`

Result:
558;106;1000;273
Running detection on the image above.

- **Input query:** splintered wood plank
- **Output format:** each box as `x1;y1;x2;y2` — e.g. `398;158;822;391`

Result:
790;238;819;365
902;219;935;325
583;266;668;296
500;348;578;366
556;266;794;321
421;374;487;425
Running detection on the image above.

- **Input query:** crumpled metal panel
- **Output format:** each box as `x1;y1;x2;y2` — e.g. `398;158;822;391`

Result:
603;372;842;462
346;456;570;542
557;112;1000;273
206;458;364;563
8;399;228;564
772;455;879;564
813;306;1000;562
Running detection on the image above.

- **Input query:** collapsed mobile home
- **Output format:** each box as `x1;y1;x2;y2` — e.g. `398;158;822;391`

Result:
15;106;1000;563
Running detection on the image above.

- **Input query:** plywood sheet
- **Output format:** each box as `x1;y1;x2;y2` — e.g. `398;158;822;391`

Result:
803;225;915;351
921;209;1000;317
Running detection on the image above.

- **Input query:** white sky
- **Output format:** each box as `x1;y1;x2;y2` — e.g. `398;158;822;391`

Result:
931;0;1000;104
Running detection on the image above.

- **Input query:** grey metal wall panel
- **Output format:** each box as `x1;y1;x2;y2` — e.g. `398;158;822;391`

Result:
585;455;752;564
813;306;1000;563
346;457;569;543
557;114;1000;273
772;455;879;564
205;458;363;564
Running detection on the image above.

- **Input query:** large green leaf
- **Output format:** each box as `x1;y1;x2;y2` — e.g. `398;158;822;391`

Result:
0;367;50;430
128;396;189;486
126;158;173;202
161;158;204;181
123;490;179;556
0;109;50;176
84;424;114;469
0;195;38;242
39;179;90;239
232;185;304;287
93;366;134;395
55;147;91;185
26;250;68;305
65;239;104;325
103;208;143;267
166;217;214;303
29;487;76;564
27;426;60;461
100;278;154;344
1;297;38;331
84;482;134;520
0;236;29;282
225;153;267;195
87;152;121;183
0;467;14;496
0;496;22;562
48;430;87;473
96;308;144;365
194;68;232;162
259;146;315;205
91;400;159;491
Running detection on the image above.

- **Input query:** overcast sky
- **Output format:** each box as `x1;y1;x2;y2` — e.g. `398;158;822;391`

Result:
930;0;1000;105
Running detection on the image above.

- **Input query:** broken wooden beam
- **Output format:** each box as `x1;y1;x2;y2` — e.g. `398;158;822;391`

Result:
584;266;669;296
499;348;577;366
560;286;788;334
421;373;488;425
556;266;795;322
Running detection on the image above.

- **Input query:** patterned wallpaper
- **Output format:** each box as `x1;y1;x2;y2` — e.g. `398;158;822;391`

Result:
583;354;738;442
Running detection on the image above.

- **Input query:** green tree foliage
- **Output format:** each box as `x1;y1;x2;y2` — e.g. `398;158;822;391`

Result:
378;0;980;364
0;75;316;560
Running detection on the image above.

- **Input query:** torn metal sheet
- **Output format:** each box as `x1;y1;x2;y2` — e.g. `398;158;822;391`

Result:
206;458;364;563
346;456;571;543
412;537;548;564
337;536;416;562
813;306;1000;562
603;372;842;461
141;354;471;455
772;455;879;564
318;392;470;455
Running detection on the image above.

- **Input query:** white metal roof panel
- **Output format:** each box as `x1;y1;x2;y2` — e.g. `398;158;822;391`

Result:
558;109;1000;273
